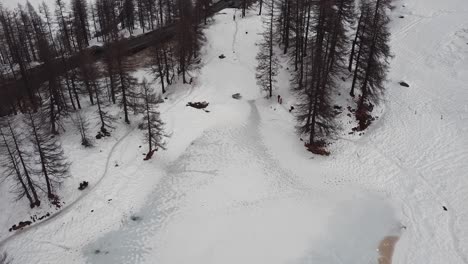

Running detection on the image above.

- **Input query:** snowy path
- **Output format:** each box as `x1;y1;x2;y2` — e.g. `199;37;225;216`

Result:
0;126;135;247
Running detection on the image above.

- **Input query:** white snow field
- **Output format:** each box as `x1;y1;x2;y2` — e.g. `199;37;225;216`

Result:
1;0;468;263
2;0;58;9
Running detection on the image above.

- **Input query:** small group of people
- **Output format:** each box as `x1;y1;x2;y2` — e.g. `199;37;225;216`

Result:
277;95;283;104
277;95;295;112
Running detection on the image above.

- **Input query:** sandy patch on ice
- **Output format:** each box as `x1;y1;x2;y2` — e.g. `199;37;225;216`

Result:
378;236;399;264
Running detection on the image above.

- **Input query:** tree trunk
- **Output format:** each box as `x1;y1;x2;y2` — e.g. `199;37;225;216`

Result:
268;2;274;98
350;41;363;97
283;0;291;54
0;128;34;207
29;112;54;198
349;11;364;72
8;121;40;206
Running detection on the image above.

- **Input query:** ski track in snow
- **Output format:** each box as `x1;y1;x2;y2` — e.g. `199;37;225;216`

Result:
387;3;468;262
367;138;467;264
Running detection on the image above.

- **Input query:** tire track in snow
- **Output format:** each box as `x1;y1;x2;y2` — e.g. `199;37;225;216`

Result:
364;70;468;261
379;90;468;263
0;126;136;248
245;101;303;191
392;16;426;42
229;10;257;74
232;10;239;53
389;19;468;258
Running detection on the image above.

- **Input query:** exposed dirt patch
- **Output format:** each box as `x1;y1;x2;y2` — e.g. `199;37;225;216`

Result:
378;236;399;264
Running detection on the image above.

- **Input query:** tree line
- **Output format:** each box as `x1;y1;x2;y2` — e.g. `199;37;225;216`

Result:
0;0;208;208
256;0;392;153
0;0;209;113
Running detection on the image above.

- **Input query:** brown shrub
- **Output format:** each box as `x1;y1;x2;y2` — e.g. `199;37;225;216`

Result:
304;142;330;156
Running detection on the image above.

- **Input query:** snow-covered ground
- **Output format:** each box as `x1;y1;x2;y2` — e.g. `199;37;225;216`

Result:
2;0;58;9
1;0;468;263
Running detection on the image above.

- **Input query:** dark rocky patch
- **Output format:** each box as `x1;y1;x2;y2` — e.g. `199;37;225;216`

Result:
38;213;50;221
50;195;62;209
9;221;32;232
187;101;209;109
352;102;376;131
131;215;142;221
304;142;330;156
399;81;410;87
95;128;111;139
78;181;89;190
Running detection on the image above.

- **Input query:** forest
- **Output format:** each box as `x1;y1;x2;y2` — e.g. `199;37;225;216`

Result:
2;0;466;262
0;0;391;210
0;0;211;209
255;0;391;154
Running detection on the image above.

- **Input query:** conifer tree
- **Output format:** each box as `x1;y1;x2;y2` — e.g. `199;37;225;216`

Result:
294;0;355;150
175;0;195;84
0;8;37;109
2;118;40;207
256;0;278;98
94;79;115;135
36;26;69;134
353;0;391;130
71;0;90;49
174;0;204;84
122;0;136;34
240;0;255;17
73;111;92;147
0;126;34;207
26;111;70;200
114;41;139;124
139;78;166;157
55;0;74;53
149;44;171;94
